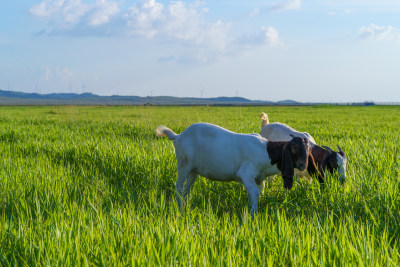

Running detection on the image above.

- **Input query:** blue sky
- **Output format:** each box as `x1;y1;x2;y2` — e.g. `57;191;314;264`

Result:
1;0;400;102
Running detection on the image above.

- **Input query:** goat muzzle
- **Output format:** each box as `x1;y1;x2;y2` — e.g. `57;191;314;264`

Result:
297;162;307;171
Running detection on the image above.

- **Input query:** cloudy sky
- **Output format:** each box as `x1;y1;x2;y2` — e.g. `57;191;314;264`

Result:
1;0;400;102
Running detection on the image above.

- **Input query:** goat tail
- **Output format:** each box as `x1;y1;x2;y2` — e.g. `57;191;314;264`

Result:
155;125;178;140
260;112;269;129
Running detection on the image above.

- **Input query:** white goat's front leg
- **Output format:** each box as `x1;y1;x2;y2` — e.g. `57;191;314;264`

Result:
237;162;260;218
243;180;260;218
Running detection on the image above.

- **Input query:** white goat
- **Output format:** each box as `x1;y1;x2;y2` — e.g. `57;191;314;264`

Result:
260;113;316;144
156;123;316;217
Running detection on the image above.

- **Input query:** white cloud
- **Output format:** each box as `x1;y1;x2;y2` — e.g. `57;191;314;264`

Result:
249;8;261;17
62;0;90;24
343;9;351;14
264;27;280;46
124;0;164;38
88;0;119;26
29;0;118;26
358;24;395;40
270;0;301;11
55;67;74;80
124;0;231;50
29;0;65;17
235;26;283;47
40;66;51;81
323;1;400;8
154;25;283;64
29;0;284;63
31;65;74;82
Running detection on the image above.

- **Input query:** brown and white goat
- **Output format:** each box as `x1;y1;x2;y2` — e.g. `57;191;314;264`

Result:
259;112;347;186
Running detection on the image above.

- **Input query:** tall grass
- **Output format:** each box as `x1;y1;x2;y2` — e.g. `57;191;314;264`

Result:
0;105;399;265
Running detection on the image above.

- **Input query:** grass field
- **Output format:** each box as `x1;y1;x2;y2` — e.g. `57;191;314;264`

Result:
0;105;399;265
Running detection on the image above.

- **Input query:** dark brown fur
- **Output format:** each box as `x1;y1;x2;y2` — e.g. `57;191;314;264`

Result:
307;146;329;184
310;145;329;164
266;141;287;169
307;148;325;184
309;145;343;181
267;137;320;189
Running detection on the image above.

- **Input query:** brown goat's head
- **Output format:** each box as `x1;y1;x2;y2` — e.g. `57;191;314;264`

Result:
281;135;312;189
321;145;347;184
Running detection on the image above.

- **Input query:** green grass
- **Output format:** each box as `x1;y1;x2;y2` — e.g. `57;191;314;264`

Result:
0;105;399;265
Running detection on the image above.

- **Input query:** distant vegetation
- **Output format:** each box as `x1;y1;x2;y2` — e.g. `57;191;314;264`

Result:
0;105;399;265
0;89;271;105
0;89;383;105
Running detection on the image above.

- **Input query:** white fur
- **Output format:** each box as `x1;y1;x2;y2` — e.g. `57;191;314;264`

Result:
336;154;347;183
156;123;284;217
260;113;316;144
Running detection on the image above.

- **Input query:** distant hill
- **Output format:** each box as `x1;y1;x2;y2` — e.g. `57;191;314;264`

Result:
0;90;99;100
203;97;252;103
0;89;388;105
277;99;301;105
0;89;316;106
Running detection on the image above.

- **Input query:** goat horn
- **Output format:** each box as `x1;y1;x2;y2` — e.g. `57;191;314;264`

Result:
337;145;345;156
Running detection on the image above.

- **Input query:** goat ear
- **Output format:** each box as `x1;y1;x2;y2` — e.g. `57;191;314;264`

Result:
307;153;325;184
281;142;294;189
289;134;295;139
